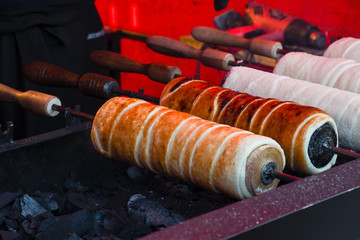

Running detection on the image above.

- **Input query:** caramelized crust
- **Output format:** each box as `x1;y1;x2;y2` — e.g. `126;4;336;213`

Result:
160;78;338;174
92;97;285;199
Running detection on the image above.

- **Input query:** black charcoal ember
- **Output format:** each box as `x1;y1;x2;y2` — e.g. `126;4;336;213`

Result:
0;205;11;218
0;213;5;225
5;218;18;232
64;178;90;193
27;215;41;229
0;230;21;240
92;209;125;235
169;184;191;199
103;215;122;234
21;219;36;235
120;221;152;239
67;233;83;240
0;192;22;209
105;198;132;224
20;194;48;218
126;166;145;183
102;210;125;234
7;206;24;223
101;178;119;191
67;192;105;211
55;194;66;214
127;194;184;228
33;192;59;212
36;209;92;240
90;237;116;240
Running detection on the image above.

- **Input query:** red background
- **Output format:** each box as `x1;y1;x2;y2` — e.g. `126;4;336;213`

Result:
94;0;360;99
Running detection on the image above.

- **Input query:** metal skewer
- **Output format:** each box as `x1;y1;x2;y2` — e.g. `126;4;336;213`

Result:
112;88;160;104
323;141;360;159
261;162;301;184
273;172;301;182
52;105;95;121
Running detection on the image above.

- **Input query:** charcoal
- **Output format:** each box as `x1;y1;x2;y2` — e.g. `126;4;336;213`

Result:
102;210;125;233
55;194;66;214
90;237;115;240
126;166;145;183
127;194;184;228
5;218;18;232
36;209;92;240
0;192;22;209
93;237;116;240
26;215;41;229
20;194;48;218
169;184;191;199
33;192;60;212
92;209;125;235
120;221;152;239
105;197;132;224
0;230;21;240
67;233;83;240
101;178;119;191
21;219;36;235
0;205;11;218
67;192;105;211
0;213;5;225
64;178;90;193
7;205;24;223
163;181;174;188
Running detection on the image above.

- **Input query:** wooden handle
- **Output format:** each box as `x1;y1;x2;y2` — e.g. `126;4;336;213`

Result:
192;26;283;58
200;48;235;71
90;50;146;73
21;61;80;88
0;83;20;104
191;26;251;49
146;36;235;71
0;83;61;116
79;73;120;98
145;62;182;83
90;50;182;83
146;36;201;59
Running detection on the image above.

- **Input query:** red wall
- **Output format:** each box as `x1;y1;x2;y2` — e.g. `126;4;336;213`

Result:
94;0;360;98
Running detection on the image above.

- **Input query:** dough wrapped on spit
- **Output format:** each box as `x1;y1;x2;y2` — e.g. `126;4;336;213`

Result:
324;37;360;62
161;77;338;175
274;52;360;94
223;66;360;153
91;97;285;200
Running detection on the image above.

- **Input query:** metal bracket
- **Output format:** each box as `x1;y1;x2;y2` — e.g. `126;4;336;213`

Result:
0;122;14;144
64;105;82;128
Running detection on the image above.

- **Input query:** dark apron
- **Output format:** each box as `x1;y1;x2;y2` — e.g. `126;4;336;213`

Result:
0;0;107;139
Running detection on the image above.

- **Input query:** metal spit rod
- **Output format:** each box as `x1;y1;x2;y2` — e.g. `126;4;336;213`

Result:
52;105;95;121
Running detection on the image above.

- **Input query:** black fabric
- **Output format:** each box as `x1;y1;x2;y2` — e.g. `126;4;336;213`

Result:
0;0;83;9
0;0;108;139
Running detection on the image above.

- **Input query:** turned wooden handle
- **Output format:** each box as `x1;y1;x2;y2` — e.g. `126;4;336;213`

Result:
191;26;251;49
21;61;80;88
90;50;182;83
192;26;283;58
0;83;61;117
90;50;146;73
146;36;201;59
146;36;235;71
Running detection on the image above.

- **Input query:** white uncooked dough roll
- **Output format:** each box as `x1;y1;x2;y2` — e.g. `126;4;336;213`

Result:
324;37;360;62
223;66;360;152
91;96;285;200
274;52;360;94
